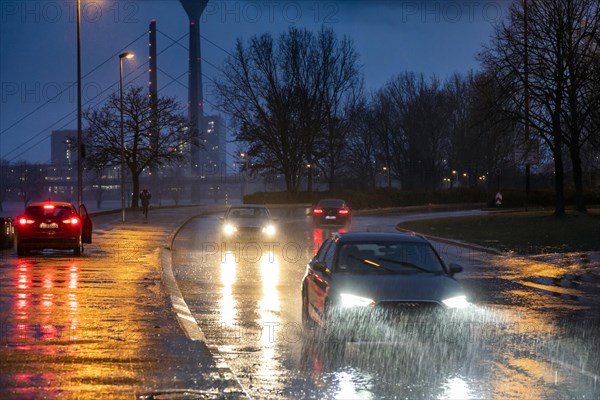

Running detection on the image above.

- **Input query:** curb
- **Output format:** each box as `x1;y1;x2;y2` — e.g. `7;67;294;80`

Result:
160;248;207;342
158;207;251;398
160;206;225;340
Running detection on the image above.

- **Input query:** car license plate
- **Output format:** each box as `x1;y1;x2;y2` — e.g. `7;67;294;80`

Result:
40;223;58;229
325;216;336;220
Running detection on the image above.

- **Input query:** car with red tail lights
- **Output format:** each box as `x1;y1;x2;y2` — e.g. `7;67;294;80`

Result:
312;198;351;228
15;201;93;256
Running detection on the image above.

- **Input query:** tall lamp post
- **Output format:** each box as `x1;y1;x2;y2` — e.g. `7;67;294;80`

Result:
239;152;247;199
119;52;134;223
76;0;82;207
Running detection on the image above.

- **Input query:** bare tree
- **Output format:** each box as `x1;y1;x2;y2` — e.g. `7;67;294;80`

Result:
373;73;451;190
216;27;361;192
341;100;381;188
84;86;194;208
559;0;600;211
312;30;362;190
480;0;600;214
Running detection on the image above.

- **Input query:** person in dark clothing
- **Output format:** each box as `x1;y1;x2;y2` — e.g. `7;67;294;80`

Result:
140;187;151;219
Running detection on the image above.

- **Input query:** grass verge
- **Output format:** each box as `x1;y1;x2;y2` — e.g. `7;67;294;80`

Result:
398;209;600;254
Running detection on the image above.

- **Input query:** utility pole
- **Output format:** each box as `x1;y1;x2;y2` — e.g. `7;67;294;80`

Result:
524;0;531;211
77;0;83;207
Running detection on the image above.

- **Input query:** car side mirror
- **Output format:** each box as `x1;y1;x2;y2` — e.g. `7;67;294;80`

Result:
449;263;463;275
313;261;330;275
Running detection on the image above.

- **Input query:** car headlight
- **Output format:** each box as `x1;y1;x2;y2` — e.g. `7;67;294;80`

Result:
262;224;276;236
340;293;375;308
223;224;236;235
442;295;470;309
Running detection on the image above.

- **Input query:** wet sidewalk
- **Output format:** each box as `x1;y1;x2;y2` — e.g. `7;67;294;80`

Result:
0;205;245;399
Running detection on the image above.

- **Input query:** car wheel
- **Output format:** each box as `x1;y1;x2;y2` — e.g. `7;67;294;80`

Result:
302;288;315;329
73;236;83;256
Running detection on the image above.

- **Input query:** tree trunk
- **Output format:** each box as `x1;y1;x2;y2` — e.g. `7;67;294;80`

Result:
569;144;587;212
552;128;565;216
285;168;299;193
131;172;140;209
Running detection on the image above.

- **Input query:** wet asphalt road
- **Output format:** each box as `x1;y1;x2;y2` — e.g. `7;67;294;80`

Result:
172;209;600;399
0;207;243;399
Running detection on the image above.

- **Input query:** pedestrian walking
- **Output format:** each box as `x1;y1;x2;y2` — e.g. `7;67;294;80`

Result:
140;187;151;219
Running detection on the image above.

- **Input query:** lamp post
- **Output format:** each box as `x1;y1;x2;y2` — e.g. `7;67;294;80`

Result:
239;152;247;199
77;0;82;207
119;52;134;223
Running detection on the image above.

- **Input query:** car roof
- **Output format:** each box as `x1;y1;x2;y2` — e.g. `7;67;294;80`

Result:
317;198;345;203
228;204;269;209
316;198;346;206
27;201;75;208
334;231;428;244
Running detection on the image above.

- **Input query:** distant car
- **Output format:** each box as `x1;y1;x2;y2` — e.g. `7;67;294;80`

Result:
301;232;468;340
15;201;93;256
220;205;277;241
0;217;15;250
312;198;351;228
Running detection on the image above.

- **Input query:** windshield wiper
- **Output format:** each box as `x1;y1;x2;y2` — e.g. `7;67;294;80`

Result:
347;255;395;273
376;257;440;274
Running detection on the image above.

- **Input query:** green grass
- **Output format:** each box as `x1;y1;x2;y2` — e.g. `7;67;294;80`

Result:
398;210;600;254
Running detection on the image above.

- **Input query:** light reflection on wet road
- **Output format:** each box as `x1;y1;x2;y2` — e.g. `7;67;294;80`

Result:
172;210;600;399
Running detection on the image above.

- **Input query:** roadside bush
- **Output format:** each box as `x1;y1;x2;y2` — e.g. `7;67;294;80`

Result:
246;188;488;209
245;187;600;210
485;188;600;208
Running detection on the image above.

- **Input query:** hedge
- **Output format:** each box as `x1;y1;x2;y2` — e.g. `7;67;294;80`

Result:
244;187;600;210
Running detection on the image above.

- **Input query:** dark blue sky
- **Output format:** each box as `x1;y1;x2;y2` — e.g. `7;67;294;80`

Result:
0;0;508;164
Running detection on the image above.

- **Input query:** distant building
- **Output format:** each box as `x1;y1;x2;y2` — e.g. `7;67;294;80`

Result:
51;130;77;166
201;115;226;175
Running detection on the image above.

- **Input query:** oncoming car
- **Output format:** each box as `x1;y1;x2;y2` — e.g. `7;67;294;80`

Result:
312;198;351;228
220;205;277;242
301;232;468;340
15;201;93;256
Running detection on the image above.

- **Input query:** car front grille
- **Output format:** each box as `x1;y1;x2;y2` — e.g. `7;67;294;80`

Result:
376;301;441;317
237;226;261;233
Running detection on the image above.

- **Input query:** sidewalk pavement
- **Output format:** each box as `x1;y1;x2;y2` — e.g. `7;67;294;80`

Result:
0;205;247;399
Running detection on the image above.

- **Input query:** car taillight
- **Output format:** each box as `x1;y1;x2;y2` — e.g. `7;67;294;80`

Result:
43;204;55;210
18;217;34;225
338;209;350;215
63;217;80;224
313;208;324;215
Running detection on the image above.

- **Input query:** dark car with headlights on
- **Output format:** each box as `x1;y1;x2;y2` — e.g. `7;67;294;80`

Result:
301;232;468;340
220;205;277;242
312;198;351;228
15;201;93;256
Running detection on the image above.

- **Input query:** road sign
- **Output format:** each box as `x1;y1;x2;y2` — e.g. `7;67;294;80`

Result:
495;192;503;206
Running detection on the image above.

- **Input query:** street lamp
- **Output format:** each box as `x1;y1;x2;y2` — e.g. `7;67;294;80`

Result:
77;0;82;207
239;152;247;199
119;52;134;223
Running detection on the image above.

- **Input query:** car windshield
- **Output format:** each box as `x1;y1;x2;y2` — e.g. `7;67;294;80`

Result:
337;241;445;274
227;207;269;219
26;205;73;219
